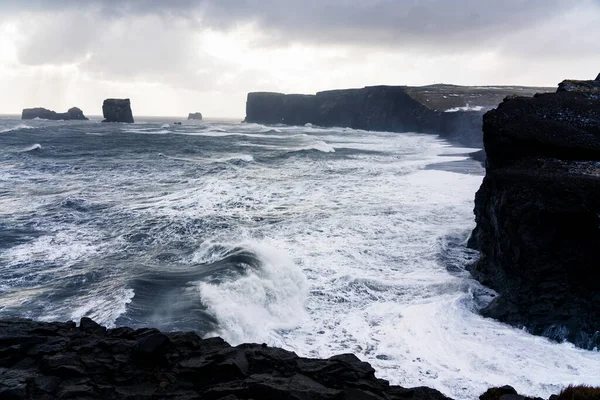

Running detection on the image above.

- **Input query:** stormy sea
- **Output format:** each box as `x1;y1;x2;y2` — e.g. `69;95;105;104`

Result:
1;116;598;399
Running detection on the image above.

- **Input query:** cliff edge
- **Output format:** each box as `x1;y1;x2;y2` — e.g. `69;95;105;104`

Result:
245;85;550;148
469;74;600;349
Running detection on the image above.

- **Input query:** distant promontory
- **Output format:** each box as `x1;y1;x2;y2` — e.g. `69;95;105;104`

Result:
102;99;134;123
21;107;88;121
245;84;551;148
187;112;203;120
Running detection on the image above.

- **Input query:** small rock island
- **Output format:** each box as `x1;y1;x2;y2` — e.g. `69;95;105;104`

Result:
102;99;135;123
21;107;88;121
187;112;203;120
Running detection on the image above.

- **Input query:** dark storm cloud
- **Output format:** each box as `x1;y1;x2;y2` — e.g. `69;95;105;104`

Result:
1;0;593;49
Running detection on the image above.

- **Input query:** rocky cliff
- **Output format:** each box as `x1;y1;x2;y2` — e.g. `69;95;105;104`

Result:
0;318;587;400
188;112;203;120
21;107;88;121
0;318;452;400
245;85;550;148
468;74;600;349
102;99;134;123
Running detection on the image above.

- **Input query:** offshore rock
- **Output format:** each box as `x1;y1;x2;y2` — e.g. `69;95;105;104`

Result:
21;107;88;121
245;84;550;149
102;98;134;123
469;74;600;349
0;318;452;400
187;112;203;120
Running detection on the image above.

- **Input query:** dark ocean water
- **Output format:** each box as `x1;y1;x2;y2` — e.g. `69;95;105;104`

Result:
1;116;598;399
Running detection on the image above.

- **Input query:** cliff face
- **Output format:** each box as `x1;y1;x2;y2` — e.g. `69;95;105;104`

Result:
102;99;134;123
469;76;600;349
21;107;88;121
0;318;450;400
245;85;550;148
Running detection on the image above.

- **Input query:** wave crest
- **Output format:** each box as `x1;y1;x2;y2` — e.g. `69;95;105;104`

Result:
197;241;308;346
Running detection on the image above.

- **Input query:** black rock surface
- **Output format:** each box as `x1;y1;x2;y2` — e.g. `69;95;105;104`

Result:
102;99;134;123
21;107;88;121
0;318;452;400
245;85;551;149
469;74;600;349
187;112;203;120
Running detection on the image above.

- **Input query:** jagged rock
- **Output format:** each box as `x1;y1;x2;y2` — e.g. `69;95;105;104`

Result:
21;107;88;121
0;318;452;400
102;99;134;123
469;77;600;349
245;85;551;149
187;112;203;120
596;73;600;81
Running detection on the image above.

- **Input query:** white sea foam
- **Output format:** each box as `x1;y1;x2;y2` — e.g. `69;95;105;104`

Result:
216;154;255;162
197;241;309;347
69;287;135;328
445;104;485;112
299;140;335;153
0;124;36;133
21;143;42;152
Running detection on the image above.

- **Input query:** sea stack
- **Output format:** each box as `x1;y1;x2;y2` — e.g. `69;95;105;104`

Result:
102;99;134;123
469;74;600;349
21;107;88;121
187;112;203;120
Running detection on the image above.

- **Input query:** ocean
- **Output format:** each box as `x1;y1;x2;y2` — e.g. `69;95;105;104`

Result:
1;116;598;399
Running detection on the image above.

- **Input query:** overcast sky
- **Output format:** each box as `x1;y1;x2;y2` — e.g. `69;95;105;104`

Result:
0;0;599;117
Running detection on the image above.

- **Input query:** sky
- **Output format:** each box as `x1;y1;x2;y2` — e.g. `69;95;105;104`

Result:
0;0;599;117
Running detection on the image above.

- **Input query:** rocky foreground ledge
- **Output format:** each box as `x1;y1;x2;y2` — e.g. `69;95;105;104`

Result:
1;318;592;400
469;74;600;349
0;318;453;400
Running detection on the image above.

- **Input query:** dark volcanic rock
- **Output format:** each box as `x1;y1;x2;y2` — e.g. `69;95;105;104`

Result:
102;99;134;123
469;76;600;349
187;112;203;120
0;318;452;400
21;107;88;121
245;85;551;149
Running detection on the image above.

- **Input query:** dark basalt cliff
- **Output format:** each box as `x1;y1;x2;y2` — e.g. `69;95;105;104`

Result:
0;318;452;400
469;75;600;349
102;99;134;123
188;112;203;120
21;107;88;121
0;318;579;400
245;85;550;148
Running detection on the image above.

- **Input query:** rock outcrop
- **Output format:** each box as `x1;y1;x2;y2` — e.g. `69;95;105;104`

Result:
187;112;203;120
245;85;550;148
0;318;589;399
21;107;88;121
102;99;134;123
469;75;600;349
0;318;450;400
